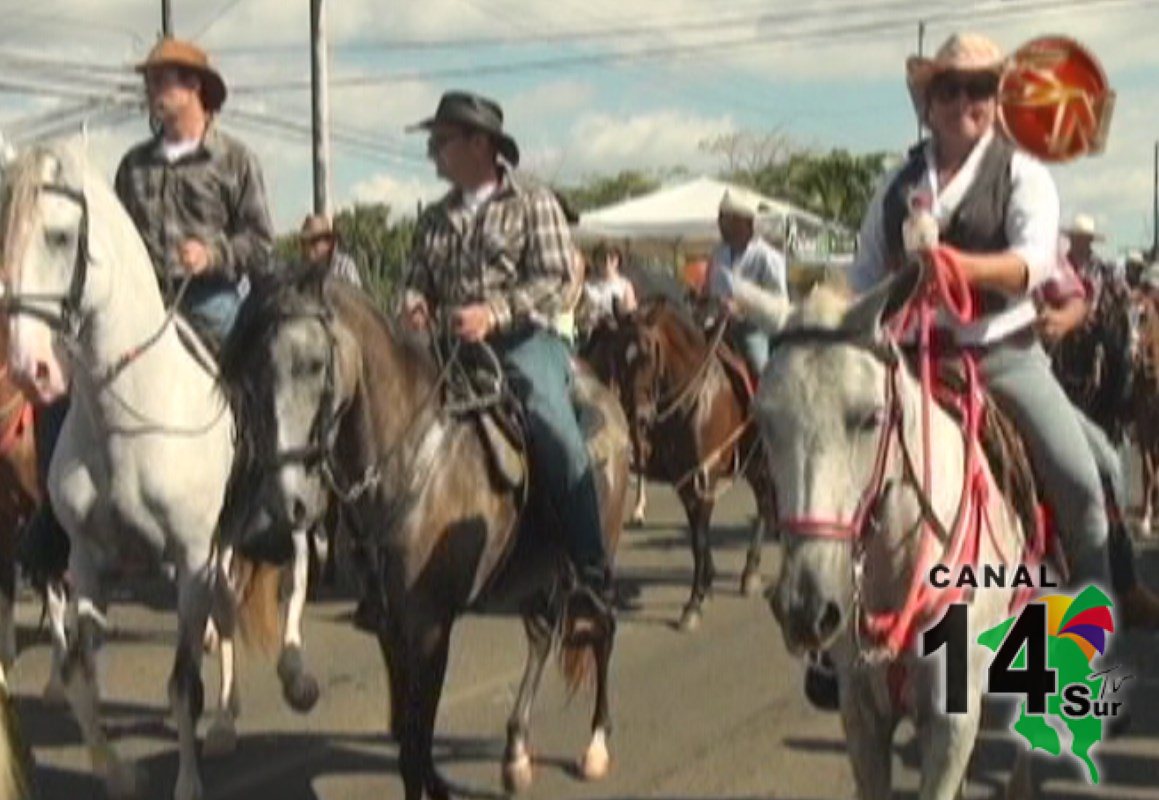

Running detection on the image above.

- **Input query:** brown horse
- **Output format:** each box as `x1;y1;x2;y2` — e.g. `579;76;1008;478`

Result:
583;297;775;631
219;268;631;800
0;327;40;671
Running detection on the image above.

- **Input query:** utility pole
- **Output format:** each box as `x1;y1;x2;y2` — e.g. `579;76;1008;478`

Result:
311;0;332;217
1153;140;1158;260
916;20;926;142
162;0;172;36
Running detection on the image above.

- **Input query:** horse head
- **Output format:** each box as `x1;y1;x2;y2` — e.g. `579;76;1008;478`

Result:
0;144;101;403
219;265;364;541
734;270;927;654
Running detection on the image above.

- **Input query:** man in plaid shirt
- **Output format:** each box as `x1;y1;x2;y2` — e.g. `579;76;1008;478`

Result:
115;37;274;348
403;91;611;606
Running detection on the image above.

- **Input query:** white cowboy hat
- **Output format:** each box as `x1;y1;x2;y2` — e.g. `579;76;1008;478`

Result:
905;32;1007;117
719;189;766;220
1062;213;1104;241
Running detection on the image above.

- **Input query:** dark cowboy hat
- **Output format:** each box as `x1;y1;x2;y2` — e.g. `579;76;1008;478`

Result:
136;37;227;112
408;91;520;167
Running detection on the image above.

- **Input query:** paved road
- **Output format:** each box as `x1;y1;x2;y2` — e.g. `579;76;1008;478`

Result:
8;484;1159;799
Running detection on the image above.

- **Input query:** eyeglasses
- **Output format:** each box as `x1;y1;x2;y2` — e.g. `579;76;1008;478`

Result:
426;131;463;156
930;72;999;104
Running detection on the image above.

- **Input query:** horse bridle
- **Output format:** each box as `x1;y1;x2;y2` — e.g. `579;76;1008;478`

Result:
0;182;90;334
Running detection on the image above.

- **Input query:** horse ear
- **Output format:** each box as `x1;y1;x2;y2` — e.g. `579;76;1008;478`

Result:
840;264;921;343
731;276;791;333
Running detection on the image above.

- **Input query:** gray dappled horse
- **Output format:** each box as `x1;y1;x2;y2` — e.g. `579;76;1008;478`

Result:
218;267;632;800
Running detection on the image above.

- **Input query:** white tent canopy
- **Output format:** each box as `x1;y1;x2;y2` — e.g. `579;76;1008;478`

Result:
574;176;848;258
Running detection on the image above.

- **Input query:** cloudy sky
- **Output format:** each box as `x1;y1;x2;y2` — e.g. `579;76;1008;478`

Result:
2;0;1156;253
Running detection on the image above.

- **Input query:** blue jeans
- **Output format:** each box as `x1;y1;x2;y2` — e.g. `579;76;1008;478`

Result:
493;328;606;576
180;278;241;347
730;320;770;377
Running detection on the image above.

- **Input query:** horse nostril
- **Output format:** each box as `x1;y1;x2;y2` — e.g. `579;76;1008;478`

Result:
816;601;843;639
34;361;50;383
290;498;308;525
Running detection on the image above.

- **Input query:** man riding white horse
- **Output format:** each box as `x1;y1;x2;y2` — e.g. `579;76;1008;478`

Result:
802;32;1130;715
401;90;614;614
22;37;275;587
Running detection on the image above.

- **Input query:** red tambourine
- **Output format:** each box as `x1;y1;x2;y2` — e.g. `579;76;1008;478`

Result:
998;35;1115;163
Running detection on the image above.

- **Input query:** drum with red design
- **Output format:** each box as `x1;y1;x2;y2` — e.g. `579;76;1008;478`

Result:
998;35;1115;163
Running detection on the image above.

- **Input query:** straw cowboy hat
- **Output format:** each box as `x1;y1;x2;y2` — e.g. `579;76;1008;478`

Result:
408;91;520;167
905;32;1007;117
1062;213;1104;241
136;37;227;112
299;214;337;243
718;189;767;220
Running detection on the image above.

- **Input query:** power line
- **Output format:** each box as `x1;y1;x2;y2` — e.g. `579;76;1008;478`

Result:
232;0;1148;95
193;0;249;41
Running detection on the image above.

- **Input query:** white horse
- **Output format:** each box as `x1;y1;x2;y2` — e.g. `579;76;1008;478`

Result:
0;143;316;800
734;273;1033;800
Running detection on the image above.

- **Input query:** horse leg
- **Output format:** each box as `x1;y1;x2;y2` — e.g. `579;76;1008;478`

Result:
277;527;320;713
204;552;240;759
741;458;776;597
629;472;647;527
677;490;714;632
399;613;453;800
375;612;405;741
916;689;982;800
1142;449;1156;534
170;555;214;800
578;596;614;782
839;670;895;800
0;516;16;670
42;578;68;703
61;545;137;798
502;597;553;794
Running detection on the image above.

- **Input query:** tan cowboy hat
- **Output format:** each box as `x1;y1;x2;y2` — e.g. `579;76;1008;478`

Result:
719;189;766;220
408;91;520;167
1062;213;1104;241
299;213;335;243
136;37;227;112
905;32;1007;117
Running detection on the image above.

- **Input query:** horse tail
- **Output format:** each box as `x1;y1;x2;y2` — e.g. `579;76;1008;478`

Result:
231;556;283;656
557;605;605;698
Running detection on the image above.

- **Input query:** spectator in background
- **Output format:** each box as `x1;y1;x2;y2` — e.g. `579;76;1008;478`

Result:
299;213;363;288
579;242;638;337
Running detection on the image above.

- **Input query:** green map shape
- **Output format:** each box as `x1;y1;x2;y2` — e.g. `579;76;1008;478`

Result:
978;618;1104;783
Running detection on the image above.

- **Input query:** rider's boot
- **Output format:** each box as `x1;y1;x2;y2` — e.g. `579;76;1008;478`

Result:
17;399;71;591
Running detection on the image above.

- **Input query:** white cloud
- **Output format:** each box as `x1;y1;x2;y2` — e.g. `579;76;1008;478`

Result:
527;110;735;180
349;173;442;217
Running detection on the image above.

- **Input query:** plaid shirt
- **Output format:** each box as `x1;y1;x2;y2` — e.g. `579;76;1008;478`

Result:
114;126;274;291
329;248;363;288
404;172;573;332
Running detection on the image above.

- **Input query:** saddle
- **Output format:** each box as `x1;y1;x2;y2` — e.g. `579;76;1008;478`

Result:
714;339;757;408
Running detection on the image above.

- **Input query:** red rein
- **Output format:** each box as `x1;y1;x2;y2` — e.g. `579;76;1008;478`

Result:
782;247;1043;659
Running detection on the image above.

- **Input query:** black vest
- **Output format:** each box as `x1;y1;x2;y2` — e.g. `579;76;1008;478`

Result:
882;136;1016;315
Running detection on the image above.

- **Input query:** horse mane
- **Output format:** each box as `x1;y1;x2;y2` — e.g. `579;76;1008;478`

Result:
0;146;59;281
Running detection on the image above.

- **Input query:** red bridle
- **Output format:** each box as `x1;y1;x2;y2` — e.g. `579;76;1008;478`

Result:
773;247;1042;660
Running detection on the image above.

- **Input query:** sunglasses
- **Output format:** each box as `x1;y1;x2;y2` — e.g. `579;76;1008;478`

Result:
930;72;999;104
426;130;464;156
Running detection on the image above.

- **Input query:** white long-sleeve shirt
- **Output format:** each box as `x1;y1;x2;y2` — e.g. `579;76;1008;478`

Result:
849;128;1060;345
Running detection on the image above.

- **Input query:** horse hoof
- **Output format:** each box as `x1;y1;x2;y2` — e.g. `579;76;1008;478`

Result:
677;607;701;633
284;672;320;714
502;753;534;794
202;622;220;655
579;729;610;782
103;758;140;800
202;715;238;759
628;513;645;529
173;768;203;800
741;571;764;597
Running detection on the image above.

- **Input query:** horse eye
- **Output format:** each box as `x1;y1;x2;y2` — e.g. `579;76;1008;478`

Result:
294;358;325;378
45;230;71;249
849;408;885;433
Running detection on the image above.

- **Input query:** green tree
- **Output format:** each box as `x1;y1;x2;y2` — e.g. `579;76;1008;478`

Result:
555;169;665;213
275;203;416;311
